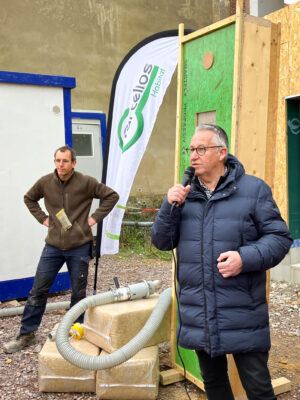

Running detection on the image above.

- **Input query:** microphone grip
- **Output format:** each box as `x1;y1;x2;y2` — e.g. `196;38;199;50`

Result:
170;182;190;214
170;166;195;215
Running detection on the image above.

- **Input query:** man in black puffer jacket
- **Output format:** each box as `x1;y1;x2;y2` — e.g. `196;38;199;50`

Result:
151;124;292;400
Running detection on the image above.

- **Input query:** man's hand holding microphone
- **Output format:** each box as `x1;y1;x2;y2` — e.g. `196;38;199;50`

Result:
168;184;191;206
169;166;195;213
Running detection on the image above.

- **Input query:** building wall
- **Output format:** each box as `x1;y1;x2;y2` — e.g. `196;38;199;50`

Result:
250;0;284;17
0;0;230;195
264;1;300;222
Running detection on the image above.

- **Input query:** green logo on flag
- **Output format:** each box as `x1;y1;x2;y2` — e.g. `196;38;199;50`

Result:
118;65;159;153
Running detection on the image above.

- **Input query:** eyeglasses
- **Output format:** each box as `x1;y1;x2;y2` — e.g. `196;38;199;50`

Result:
185;145;223;156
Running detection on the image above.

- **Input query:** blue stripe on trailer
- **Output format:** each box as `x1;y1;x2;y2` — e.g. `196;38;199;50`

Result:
0;272;71;302
0;71;76;88
64;88;73;147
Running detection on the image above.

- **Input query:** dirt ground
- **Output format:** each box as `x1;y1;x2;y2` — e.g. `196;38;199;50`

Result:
0;254;299;400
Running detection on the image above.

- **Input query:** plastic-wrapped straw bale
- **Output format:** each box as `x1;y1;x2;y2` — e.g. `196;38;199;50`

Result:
96;346;159;400
39;332;99;392
84;293;170;353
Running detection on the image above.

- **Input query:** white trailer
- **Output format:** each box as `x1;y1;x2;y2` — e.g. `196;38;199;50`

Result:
0;71;76;301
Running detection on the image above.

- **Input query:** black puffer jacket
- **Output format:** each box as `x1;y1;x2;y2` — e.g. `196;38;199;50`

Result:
151;155;292;357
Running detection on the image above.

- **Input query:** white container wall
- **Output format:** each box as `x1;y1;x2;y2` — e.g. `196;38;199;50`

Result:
0;72;76;300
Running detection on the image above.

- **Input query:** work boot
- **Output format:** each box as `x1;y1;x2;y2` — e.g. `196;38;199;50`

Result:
3;332;36;354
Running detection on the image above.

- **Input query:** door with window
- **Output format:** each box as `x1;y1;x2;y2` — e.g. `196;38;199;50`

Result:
72;118;103;236
287;99;300;242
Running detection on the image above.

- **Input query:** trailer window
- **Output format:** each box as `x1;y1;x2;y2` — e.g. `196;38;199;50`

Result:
72;133;93;157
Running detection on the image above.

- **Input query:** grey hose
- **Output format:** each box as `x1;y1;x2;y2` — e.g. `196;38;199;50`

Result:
55;286;172;370
0;301;70;317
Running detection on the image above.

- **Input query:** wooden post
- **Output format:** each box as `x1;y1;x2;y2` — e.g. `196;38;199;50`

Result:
229;2;245;394
230;0;244;155
174;23;185;186
170;22;185;369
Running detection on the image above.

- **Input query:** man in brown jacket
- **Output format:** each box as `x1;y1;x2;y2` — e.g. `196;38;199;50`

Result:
4;145;119;353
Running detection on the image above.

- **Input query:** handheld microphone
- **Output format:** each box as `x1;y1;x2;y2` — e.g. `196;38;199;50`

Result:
179;166;195;188
171;166;195;213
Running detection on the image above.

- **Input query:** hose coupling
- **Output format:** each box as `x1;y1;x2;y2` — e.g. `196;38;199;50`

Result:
111;287;130;302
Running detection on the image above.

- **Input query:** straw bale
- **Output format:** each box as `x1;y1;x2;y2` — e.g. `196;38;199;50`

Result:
84;294;170;353
96;346;159;400
39;334;99;392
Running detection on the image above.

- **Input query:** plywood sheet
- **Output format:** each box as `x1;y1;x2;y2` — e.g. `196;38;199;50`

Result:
289;39;300;94
273;87;289;222
234;16;276;181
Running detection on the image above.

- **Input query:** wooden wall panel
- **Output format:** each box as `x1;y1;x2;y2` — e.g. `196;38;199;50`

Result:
233;15;280;189
264;3;300;222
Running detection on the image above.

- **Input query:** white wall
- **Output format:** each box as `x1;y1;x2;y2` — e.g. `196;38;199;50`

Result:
0;83;66;280
250;0;284;17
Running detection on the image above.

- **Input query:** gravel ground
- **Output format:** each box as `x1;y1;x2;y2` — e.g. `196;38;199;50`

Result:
0;254;299;400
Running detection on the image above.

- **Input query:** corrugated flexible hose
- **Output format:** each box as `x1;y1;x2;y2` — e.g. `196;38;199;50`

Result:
0;301;70;317
55;280;171;370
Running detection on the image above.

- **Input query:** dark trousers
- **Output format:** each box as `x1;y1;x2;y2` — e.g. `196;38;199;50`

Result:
20;242;91;335
196;350;276;400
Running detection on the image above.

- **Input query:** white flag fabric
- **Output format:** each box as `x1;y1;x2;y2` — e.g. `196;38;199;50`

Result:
100;32;184;255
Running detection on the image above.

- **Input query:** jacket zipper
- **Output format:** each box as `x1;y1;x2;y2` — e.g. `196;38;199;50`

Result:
60;181;65;249
60;182;65;208
201;201;211;353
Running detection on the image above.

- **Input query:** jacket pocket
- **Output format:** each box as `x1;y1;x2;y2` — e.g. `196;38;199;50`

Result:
46;216;62;244
242;216;259;245
247;274;256;305
71;221;87;240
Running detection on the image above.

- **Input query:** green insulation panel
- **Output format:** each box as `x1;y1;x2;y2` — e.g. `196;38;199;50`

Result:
175;23;235;382
179;23;235;178
287;100;300;240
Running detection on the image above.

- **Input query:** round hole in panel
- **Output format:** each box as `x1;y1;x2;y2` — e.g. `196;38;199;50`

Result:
202;52;214;70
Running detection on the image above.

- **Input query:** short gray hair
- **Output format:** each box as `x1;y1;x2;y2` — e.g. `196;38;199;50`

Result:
195;124;229;149
195;124;229;162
